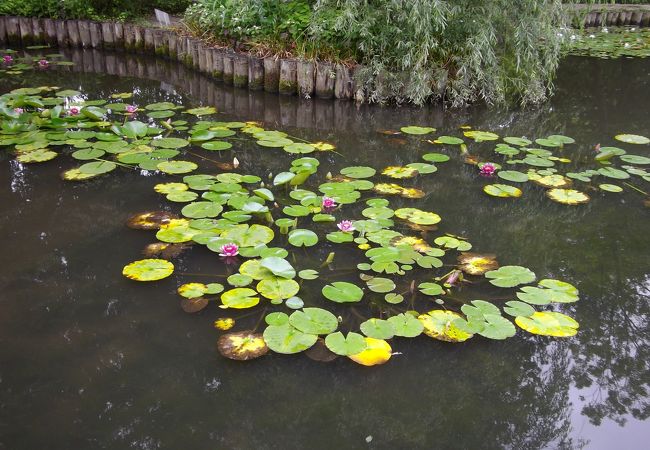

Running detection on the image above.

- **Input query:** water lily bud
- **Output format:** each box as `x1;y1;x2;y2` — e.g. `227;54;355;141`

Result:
233;157;239;168
326;171;332;179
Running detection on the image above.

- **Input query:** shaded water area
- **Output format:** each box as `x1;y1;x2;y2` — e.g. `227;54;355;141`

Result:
1;49;649;449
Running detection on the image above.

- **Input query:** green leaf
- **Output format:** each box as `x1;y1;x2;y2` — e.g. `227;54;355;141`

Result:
366;277;396;293
288;229;318;247
387;313;424;337
263;324;317;354
485;265;536;288
289;308;338;334
322;282;364;303
360;318;395;339
260;257;296;279
400;125;435;135
221;288;259;308
325;332;367;356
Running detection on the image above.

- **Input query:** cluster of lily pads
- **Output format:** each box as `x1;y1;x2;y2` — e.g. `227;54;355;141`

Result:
1;47;73;76
566;26;650;59
2;84;648;366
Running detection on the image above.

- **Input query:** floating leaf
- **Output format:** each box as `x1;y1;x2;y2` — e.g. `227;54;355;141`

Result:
181;201;223;219
260;257;296;279
221;224;274;247
257;277;300;300
263;324;317;354
386;314;424;337
497;170;529;183
400;126;435;135
418;310;473;342
221;288;260;309
614;134;649;145
620;155;650;165
422;153;450;163
418;282;444;296
483;184;522;198
464;130;499;142
214;317;235;330
217;331;268;360
340;166;376;179
382;166;418;179
185;106;217;116
534;175;571;188
288;229;318;247
503;301;536;318
366;277;396;293
322;282;364;303
348;337;392;366
201;141;232;151
157;161;198;174
289;308;338;335
298;269;319;280
360;318;395;339
394;208;441;225
515;311;579;337
546;189;590;205
122;259;174;281
325;332;367;356
435;135;464;145
457;253;498;276
485;265;536;288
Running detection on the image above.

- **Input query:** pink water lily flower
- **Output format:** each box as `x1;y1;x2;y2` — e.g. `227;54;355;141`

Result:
322;196;336;209
68;106;81;116
2;55;13;64
14;108;24;114
37;59;49;68
125;104;138;114
219;243;239;257
479;163;496;176
337;220;355;232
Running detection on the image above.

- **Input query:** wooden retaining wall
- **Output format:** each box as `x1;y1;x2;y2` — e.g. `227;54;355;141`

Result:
572;4;650;28
0;16;359;102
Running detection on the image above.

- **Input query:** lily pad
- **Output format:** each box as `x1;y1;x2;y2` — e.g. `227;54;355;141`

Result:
485;265;536;288
288;229;318;247
348;337;392;366
289;308;338;334
418;310;473;342
257;277;300;300
340;166;376;179
263;324;317;354
157;161;198;174
483;184;522;198
221;288;260;309
325;332;367;356
515;311;579;337
614;134;649;145
546;189;590;205
217;332;268;361
400;126;435;135
322;282;364;303
122;259;174;281
387;313;424;337
497;170;529;183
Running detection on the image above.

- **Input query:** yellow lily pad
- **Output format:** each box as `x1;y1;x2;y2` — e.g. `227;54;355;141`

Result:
348;337;392;366
122;259;174;281
217;331;269;360
418;310;473;342
515;311;579;337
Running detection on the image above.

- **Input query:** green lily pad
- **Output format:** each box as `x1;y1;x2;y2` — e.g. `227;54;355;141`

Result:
289;308;338;334
503;136;532;146
263;324;317;354
322;281;364;303
78;161;117;175
418;282;444;296
122;259;174;281
401;126;435;135
503;301;536;318
221;288;260;309
288;229;318;247
619;155;650;165
598;167;630;180
16;149;58;163
599;184;623;193
181;201;223;219
435;135;464;145
157;161;198;174
185;106;217;116
325;332;367;356
422;152;450;163
257;277;300;300
614;134;649;145
485;265;536;288
260;257;296;279
387;313;424;337
360;318;395;339
221;224;274;247
366;277;396;293
418;310;473;342
497;170;528;183
201;141;233;151
515;311;579;337
340;166;376;179
483;184;522;198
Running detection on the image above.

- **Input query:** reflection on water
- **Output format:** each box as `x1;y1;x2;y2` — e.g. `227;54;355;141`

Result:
0;49;648;449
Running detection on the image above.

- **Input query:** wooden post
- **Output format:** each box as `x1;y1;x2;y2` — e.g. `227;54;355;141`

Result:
153;29;167;57
641;12;650;27
631;11;643;26
0;16;6;45
42;19;57;46
279;59;297;95
204;45;213;75
211;48;224;80
315;62;336;99
335;63;353;99
100;22;114;50
123;24;136;52
197;42;208;72
191;39;201;69
113;22;124;50
263;56;280;92
180;37;191;65
66;20;81;47
6;16;20;46
19;17;33;46
143;28;155;54
223;53;234;85
88;21;102;48
133;25;145;53
166;31;178;60
233;54;249;88
77;20;92;48
31;18;44;44
54;20;68;47
248;56;264;90
353;65;365;103
297;61;315;99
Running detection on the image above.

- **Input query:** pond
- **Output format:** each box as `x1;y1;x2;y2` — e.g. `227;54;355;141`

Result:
0;49;648;449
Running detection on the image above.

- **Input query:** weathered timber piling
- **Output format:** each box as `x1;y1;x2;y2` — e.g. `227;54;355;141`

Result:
248;56;264;90
297;61;315;99
279;59;298;95
42;18;57;46
6;17;21;46
263;57;281;93
335;64;353;100
233;54;249;88
315;62;336;99
211;48;224;80
223;53;234;85
143;28;155;54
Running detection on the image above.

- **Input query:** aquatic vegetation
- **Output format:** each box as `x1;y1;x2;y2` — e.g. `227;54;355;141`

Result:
4;84;650;367
567;27;650;59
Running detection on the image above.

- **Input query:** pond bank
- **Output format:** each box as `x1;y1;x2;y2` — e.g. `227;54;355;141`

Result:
0;15;361;103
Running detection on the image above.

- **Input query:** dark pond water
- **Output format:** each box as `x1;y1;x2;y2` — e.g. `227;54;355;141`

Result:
0;49;648;449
